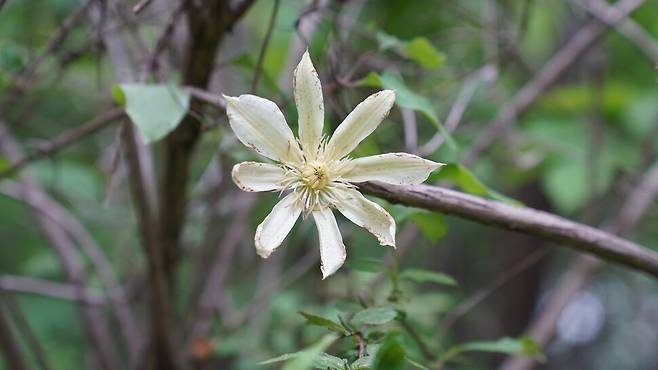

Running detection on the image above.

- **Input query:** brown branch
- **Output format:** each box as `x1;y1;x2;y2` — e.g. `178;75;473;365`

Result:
1;291;54;370
462;0;646;164
359;182;658;278
251;0;281;93
0;180;142;356
575;0;658;63
188;193;255;340
0;0;92;111
498;159;658;370
0;303;28;370
0;107;124;180
0;122;118;370
0;275;105;305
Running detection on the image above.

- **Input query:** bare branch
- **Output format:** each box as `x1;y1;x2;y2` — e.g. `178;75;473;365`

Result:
499;159;658;370
359;181;658;277
463;0;646;164
0;107;124;180
0;303;28;370
251;0;281;93
574;0;658;63
0;276;105;305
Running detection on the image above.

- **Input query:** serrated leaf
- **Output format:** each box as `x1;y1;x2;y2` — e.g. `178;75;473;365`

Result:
351;355;373;369
313;353;346;369
283;335;339;370
432;163;521;205
404;37;446;70
112;83;190;143
351;307;398;327
399;269;457;286
360;72;456;150
372;333;406;370
260;335;339;370
299;311;349;335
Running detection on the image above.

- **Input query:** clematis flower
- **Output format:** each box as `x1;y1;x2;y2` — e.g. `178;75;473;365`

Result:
225;51;443;278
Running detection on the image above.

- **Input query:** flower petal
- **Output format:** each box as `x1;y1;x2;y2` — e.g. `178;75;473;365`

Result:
255;192;301;258
294;50;324;158
232;161;287;192
334;188;396;247
312;209;347;279
224;94;303;163
325;90;395;160
341;152;444;185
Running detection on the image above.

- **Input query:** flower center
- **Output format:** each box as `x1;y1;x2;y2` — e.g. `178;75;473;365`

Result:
301;163;329;190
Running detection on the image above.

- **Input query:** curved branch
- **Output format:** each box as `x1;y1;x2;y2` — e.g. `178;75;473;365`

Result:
359;182;658;278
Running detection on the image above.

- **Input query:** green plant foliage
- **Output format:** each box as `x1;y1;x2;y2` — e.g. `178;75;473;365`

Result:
351;307;398;327
446;336;544;361
360;71;456;150
399;269;457;286
260;334;339;370
298;311;350;335
371;333;406;370
432;163;520;205
112;84;191;143
404;37;446;70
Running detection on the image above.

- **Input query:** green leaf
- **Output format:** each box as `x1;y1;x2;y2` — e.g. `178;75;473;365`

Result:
406;357;431;370
344;258;384;273
298;311;350;335
541;158;587;214
403;37;446;70
399;269;457;286
351;307;398;327
408;211;448;242
360;72;456;150
375;30;401;50
372;333;406;370
432;163;521;205
283;335;339;370
351;355;373;369
449;336;544;360
313;353;346;369
260;335;340;369
112;83;191;143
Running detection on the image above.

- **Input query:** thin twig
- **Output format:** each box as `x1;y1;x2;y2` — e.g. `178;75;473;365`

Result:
0;107;124;180
463;0;645;164
574;0;658;63
359;181;658;278
1;291;54;370
0;122;118;370
251;0;281;93
418;65;498;156
0;303;28;370
0;275;105;305
499;159;658;370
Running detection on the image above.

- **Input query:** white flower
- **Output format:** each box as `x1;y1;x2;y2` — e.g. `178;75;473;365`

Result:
225;51;443;279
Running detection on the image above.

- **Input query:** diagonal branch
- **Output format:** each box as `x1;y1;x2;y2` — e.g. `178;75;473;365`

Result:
0;107;124;180
359;182;658;278
463;0;645;164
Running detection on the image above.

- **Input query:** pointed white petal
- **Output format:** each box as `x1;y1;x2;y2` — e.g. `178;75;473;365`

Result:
334;188;396;247
326;90;395;160
255;193;301;258
294;50;324;158
341;153;444;185
312;209;347;279
224;94;303;163
231;161;287;192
